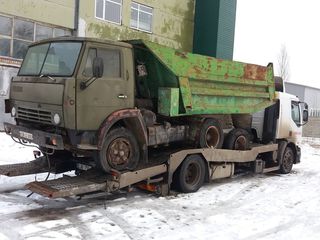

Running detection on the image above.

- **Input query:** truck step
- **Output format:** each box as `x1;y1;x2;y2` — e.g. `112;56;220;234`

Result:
263;166;280;173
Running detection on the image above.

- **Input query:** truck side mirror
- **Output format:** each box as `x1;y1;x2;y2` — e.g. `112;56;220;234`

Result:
93;57;104;78
303;110;308;122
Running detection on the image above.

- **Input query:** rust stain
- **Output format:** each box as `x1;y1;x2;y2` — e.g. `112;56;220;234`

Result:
243;65;267;80
175;51;188;59
193;66;202;74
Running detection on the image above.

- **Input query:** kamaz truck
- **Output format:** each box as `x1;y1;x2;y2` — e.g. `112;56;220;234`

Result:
0;37;308;198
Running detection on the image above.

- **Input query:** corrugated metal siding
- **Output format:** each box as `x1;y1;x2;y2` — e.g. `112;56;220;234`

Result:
193;0;220;57
216;0;237;60
285;83;305;101
304;88;320;109
193;0;237;60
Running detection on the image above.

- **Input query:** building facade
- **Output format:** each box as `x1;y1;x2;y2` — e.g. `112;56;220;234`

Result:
0;0;237;129
80;0;196;51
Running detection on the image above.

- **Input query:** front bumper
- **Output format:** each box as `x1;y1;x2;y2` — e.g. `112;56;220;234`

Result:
4;122;64;150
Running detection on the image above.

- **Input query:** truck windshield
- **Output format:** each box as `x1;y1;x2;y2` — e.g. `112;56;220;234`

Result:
19;42;82;77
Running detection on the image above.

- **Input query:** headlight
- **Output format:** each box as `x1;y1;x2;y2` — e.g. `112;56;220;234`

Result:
11;107;16;117
53;113;61;125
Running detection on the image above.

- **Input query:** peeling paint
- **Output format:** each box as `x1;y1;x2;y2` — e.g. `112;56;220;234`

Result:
81;0;195;51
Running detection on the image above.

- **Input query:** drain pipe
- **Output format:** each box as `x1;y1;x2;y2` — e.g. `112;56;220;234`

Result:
74;0;80;36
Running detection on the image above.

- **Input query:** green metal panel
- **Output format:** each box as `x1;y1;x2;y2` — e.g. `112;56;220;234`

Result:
193;0;237;60
216;0;237;60
129;40;275;117
158;88;179;116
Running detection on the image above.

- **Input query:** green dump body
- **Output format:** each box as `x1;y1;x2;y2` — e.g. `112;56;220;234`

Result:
129;40;275;117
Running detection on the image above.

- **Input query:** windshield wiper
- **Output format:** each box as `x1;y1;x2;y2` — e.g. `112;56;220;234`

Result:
40;74;56;82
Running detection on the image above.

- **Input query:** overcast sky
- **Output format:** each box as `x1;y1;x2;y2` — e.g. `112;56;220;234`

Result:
234;0;320;88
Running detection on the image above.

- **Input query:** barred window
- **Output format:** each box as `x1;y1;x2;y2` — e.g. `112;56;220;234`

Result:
0;14;72;59
130;2;153;33
95;0;122;25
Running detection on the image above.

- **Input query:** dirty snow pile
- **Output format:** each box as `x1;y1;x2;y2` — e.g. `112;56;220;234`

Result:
0;132;320;240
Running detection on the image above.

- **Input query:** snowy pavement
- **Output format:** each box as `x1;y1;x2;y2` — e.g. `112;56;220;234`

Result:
0;132;320;240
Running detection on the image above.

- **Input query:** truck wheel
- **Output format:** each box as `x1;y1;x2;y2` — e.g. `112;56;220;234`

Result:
97;127;140;172
279;146;294;174
199;118;224;148
174;155;206;193
224;128;250;150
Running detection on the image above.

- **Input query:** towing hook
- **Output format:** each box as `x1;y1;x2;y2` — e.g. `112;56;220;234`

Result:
33;150;41;159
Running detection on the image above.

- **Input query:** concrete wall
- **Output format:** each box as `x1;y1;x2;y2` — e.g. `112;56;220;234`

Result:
303;117;320;138
80;0;195;51
0;0;75;28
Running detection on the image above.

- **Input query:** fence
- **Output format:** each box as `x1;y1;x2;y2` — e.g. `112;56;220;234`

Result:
309;108;320;117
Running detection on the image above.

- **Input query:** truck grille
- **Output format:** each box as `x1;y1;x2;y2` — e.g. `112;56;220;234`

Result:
17;107;52;124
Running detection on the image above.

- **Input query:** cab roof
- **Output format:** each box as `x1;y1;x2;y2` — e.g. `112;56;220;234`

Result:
30;36;133;49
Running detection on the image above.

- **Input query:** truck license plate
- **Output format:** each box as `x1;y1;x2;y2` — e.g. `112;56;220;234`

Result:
19;131;33;140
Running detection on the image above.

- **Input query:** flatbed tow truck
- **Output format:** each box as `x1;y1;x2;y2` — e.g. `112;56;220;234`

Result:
0;37;308;199
0;142;292;199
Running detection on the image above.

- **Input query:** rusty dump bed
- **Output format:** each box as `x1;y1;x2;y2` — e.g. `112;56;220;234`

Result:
129;40;275;116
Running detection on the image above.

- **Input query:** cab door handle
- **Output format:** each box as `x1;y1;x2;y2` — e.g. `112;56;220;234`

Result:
118;94;128;99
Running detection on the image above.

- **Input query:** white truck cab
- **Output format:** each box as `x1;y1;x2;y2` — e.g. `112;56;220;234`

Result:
276;92;308;144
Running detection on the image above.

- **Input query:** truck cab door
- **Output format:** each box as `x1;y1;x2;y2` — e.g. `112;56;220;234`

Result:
76;43;134;131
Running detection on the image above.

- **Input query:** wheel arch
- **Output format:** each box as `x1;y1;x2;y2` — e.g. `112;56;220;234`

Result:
276;139;288;165
287;142;298;164
97;109;148;151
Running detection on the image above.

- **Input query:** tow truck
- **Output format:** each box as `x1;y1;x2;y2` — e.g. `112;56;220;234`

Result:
0;91;308;199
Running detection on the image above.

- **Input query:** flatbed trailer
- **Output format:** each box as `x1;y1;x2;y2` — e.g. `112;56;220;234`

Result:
0;143;286;199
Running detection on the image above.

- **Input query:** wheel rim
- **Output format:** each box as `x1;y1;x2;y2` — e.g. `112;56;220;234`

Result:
107;137;132;169
185;163;200;186
205;126;220;148
234;135;247;150
282;149;294;171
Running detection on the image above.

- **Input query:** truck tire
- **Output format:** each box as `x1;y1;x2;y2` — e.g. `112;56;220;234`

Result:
223;128;250;150
279;146;294;174
97;127;140;172
174;155;206;193
199;118;224;149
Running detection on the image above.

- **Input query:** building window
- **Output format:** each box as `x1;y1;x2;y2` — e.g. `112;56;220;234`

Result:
0;14;72;59
95;0;122;25
130;2;153;33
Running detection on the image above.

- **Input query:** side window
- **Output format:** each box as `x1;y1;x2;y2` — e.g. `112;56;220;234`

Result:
291;101;301;125
98;48;121;78
83;48;97;76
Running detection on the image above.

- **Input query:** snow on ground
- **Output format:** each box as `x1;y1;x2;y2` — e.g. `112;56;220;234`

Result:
0;132;320;240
